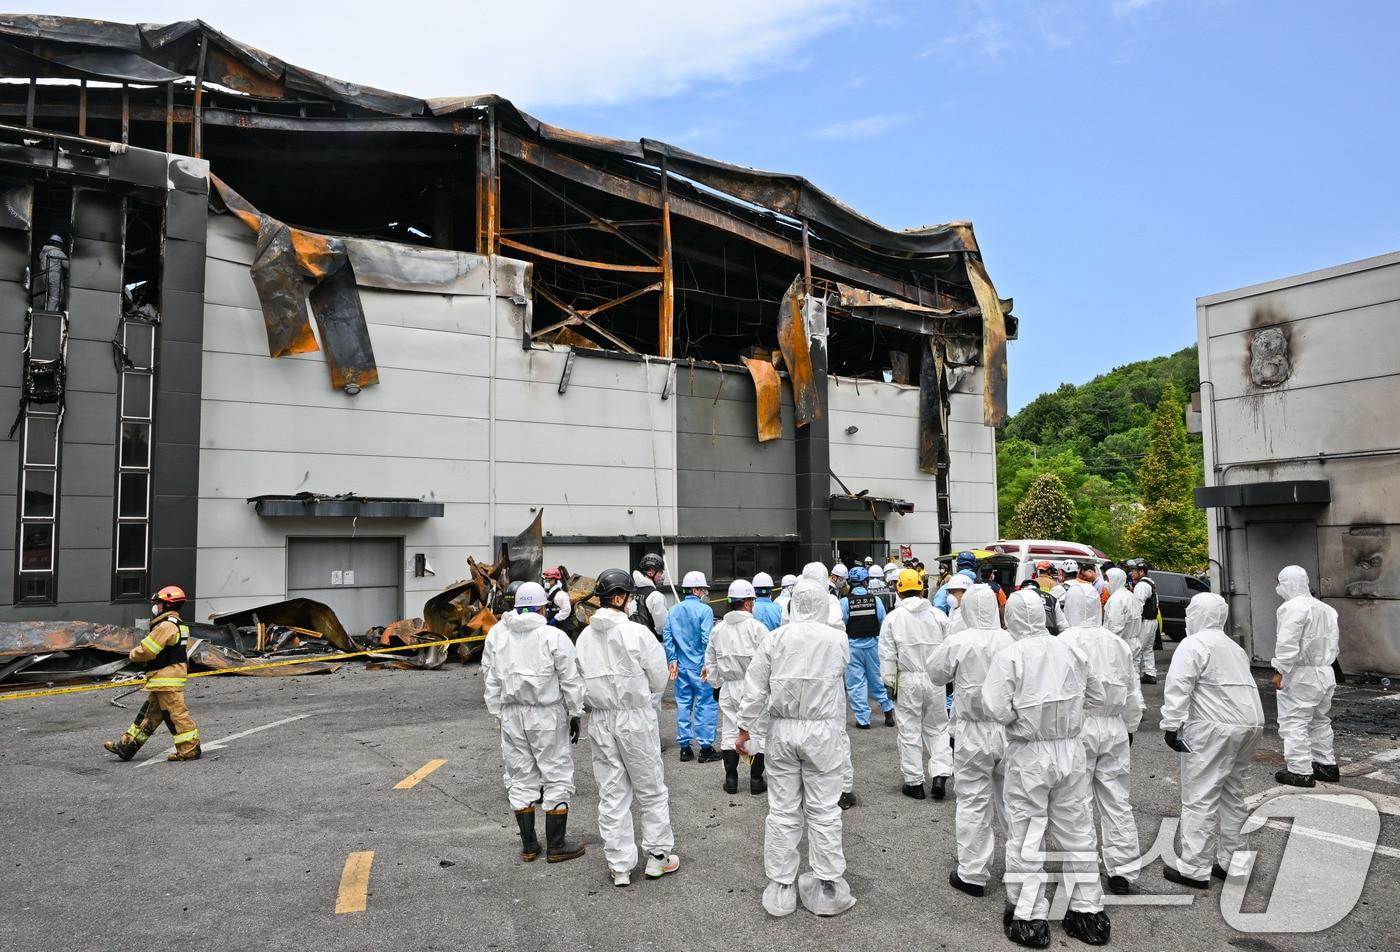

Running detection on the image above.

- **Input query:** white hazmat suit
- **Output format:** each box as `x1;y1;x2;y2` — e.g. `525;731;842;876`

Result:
482;609;586;810
1160;592;1264;880
1131;575;1159;678
575;606;676;876
704;608;768;751
738;580;855;917
926;585;1014;887
1271;565;1340;775
878;592;951;787
982;588;1106;927
1102;568;1136;643
1057;585;1144;883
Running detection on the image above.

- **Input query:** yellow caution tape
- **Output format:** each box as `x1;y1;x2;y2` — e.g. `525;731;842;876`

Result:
0;633;488;703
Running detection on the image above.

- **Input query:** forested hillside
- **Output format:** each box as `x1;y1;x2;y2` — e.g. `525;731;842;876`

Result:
995;346;1208;569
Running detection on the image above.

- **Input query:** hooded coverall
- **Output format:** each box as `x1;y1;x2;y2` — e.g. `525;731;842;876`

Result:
1271;566;1340;775
1160;593;1264;880
1057;585;1145;883
704;608;768;751
926;586;1014;886
878;593;951;786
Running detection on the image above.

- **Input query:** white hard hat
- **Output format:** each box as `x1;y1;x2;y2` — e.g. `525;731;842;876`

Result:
682;570;709;589
831;563;849;579
727;579;756;600
780;574;797;588
514;581;548;608
945;574;973;591
752;571;774;589
1059;559;1079;573
869;565;885;579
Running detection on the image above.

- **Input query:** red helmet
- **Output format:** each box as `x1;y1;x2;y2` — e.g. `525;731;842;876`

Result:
153;585;186;605
542;566;563;581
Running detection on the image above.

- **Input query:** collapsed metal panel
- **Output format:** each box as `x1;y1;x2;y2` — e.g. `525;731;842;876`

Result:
308;261;378;392
965;255;1007;428
777;275;818;427
740;356;782;442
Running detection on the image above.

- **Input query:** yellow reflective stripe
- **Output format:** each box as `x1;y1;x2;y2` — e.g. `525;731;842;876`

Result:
125;726;149;741
177;624;189;644
140;635;162;655
172;729;199;744
145;677;187;688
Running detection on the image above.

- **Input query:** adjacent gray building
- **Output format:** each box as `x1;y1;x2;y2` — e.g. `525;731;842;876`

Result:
1196;251;1400;676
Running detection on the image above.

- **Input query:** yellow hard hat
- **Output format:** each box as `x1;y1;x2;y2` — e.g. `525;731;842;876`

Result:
896;568;924;594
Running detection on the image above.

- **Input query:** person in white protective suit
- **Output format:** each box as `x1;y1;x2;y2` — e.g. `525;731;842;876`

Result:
943;573;973;634
1270;565;1341;787
737;580;856;918
1126;560;1160;683
774;574;797;615
1159;592;1264;887
482;581;587;863
704;579;770;795
926;584;1014;897
982;588;1110;948
574;569;679;887
1057;584;1144;895
1102;567;1136;646
878;567;952;800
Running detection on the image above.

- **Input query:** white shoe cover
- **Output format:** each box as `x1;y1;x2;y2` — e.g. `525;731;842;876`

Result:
762;879;797;917
797;871;856;916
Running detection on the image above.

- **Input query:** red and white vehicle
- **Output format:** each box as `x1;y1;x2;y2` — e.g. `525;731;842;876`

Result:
982;539;1110;585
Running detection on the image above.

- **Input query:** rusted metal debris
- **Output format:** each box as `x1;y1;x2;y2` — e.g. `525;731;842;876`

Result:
0;620;140;658
740;356;782;442
777;275;819;428
964;255;1008;428
504;510;544;586
209;597;355;653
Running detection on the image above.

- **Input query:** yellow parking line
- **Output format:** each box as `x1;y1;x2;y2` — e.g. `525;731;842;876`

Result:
394;758;448;790
335;851;374;914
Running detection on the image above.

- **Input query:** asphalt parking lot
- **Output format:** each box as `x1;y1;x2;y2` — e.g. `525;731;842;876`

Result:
2;659;1398;952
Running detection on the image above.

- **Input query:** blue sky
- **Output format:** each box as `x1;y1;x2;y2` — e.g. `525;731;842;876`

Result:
48;0;1400;410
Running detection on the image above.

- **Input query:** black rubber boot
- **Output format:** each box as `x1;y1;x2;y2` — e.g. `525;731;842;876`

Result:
544;806;586;863
1275;768;1315;788
1163;866;1209;889
1107;874;1133;895
749;753;767;795
930;775;948;800
1063;909;1111;945
1004;916;1051;948
1140;674;1157;685
948;869;984;897
838;792;856;810
679;745;694;762
1312;762;1340;783
698;746;722;763
1211;863;1229;881
902;782;926;800
722;750;740;794
883;709;896;727
514;806;541;862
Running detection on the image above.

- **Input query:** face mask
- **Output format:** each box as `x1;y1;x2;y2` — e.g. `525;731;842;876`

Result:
624;598;636;616
1276;584;1288;600
950;593;962;608
150;604;161;616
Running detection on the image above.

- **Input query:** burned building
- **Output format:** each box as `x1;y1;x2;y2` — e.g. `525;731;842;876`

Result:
1196;251;1400;677
0;16;1011;634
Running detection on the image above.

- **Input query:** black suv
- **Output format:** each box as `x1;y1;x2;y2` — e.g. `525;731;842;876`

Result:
1150;571;1211;641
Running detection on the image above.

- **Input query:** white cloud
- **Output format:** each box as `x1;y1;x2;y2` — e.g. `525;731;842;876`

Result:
811;113;907;140
47;0;862;109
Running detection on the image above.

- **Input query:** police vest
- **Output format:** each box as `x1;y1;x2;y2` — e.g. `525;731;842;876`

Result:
1139;578;1158;621
545;584;575;632
846;593;880;638
631;592;658;635
145;622;189;671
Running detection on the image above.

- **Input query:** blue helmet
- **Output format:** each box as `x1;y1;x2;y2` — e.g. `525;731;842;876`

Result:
956;550;978;571
847;566;869;584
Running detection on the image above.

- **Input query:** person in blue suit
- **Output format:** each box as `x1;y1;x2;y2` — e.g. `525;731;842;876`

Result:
750;572;784;631
841;567;893;728
662;571;720;762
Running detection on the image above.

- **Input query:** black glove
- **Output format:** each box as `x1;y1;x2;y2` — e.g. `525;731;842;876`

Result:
1127;733;1133;747
883;683;897;702
713;686;721;701
569;716;580;745
1164;729;1191;753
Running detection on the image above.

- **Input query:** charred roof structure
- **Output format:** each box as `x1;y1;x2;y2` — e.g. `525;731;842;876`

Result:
0;14;1013;418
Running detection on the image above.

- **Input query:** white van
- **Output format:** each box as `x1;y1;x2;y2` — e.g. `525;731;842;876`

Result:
982;539;1109;586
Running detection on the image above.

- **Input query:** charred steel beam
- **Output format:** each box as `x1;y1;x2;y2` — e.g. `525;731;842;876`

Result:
501;154;659;265
659;154;674;359
535;284;638;354
199;108;480;136
165;81;172;152
192;32;205;158
499;237;662;274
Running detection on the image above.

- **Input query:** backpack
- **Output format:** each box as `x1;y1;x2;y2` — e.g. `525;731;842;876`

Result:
1139;577;1158;621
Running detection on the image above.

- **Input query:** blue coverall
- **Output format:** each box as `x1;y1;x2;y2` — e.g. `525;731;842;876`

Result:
752;596;783;632
932;568;978;614
662;594;717;748
840;585;891;726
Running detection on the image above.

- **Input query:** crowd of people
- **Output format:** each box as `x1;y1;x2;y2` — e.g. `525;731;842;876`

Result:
478;551;1342;946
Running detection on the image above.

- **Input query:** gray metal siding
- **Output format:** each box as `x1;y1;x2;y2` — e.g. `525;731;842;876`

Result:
675;365;796;539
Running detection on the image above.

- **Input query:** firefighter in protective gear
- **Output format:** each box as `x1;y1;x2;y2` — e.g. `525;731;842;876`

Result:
737;580;855;918
662;570;720;762
1057;584;1144;895
878;568;952;800
983;589;1110;947
482;581;587;863
1271;565;1340;787
104;586;200;762
841;567;892;729
926;585;1014;897
576;568;678;887
704;579;769;794
1159;592;1264;887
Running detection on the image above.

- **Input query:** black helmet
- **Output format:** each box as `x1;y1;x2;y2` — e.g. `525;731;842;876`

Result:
594;568;635;598
638;553;665;574
503;580;523;605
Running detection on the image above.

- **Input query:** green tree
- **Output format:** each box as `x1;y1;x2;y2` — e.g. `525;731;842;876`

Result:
1121;385;1208;571
1013;472;1075;540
